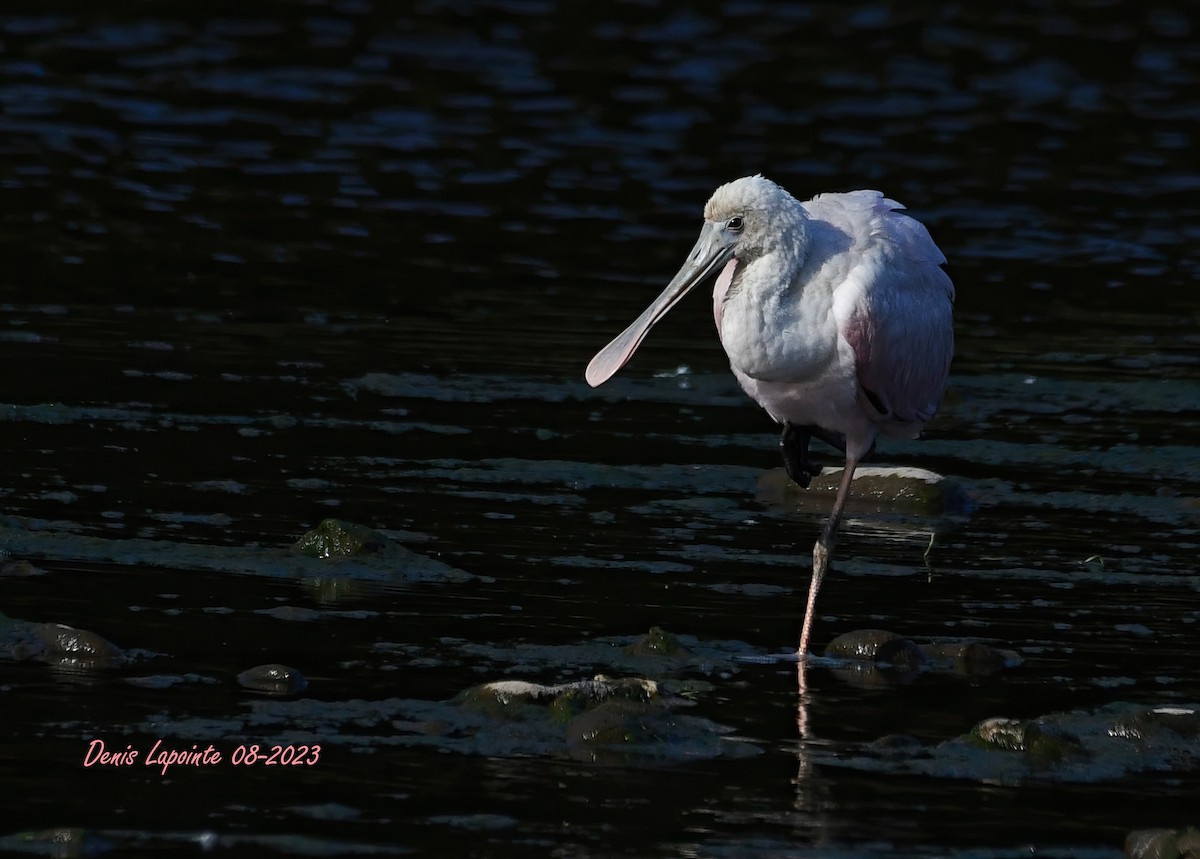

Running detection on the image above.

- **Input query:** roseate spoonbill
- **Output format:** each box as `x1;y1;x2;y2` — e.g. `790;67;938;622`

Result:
585;175;954;657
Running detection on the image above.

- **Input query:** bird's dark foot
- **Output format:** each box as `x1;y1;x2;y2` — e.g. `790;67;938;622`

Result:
780;424;822;489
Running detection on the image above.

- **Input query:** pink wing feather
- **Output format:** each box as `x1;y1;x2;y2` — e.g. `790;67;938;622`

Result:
813;191;955;430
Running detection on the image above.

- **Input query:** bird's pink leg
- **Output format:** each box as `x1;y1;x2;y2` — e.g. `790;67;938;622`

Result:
798;456;858;657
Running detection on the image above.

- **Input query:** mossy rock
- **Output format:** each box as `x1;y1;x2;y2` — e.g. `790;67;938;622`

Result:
969;717;1027;751
295;519;389;558
623;626;687;657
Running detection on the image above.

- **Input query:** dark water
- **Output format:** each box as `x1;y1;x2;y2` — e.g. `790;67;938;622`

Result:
2;1;1199;856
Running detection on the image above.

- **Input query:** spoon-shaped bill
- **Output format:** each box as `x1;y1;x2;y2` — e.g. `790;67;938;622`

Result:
585;222;734;387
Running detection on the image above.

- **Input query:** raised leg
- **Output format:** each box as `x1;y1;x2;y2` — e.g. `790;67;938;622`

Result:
781;423;875;492
779;424;821;489
797;456;858;657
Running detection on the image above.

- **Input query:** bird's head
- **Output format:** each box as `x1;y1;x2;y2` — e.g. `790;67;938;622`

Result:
702;174;808;266
585;175;807;387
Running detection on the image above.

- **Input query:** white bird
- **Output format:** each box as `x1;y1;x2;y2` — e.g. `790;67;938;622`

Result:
585;175;955;657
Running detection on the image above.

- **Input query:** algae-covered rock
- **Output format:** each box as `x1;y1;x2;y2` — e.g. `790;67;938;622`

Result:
1125;826;1200;859
966;717;1084;764
758;465;973;519
295;519;389;558
237;663;308;696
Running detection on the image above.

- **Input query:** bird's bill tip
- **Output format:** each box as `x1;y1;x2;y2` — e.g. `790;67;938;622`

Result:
584;355;616;387
584;325;645;387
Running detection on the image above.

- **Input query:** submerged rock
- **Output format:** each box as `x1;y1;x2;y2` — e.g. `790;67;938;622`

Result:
922;640;1015;676
1021;721;1087;766
550;676;657;722
455;674;755;762
567;697;687;748
1125;827;1200;859
1109;706;1200;741
257;605;323;622
0;515;477;586
33;623;123;661
825;629;924;667
237;663;308;696
0;559;47;577
294;519;389;558
287;517;479;592
299;576;372;604
459;676;657;720
10;827;105;857
821;629;1019;688
826;702;1200;785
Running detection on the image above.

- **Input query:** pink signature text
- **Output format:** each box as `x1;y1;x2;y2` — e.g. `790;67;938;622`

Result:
82;739;321;775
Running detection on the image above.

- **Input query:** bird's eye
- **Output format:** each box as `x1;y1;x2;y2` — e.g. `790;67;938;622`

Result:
726;216;744;232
